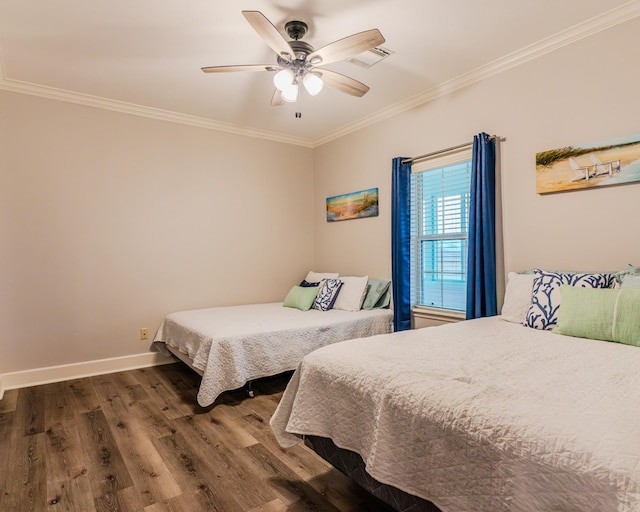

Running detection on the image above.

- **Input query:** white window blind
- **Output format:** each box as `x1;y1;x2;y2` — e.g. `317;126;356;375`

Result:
410;150;472;312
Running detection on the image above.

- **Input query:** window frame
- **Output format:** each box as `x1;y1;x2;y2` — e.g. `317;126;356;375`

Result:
410;148;472;315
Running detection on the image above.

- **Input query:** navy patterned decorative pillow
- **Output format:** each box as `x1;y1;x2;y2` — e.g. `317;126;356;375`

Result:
524;269;616;330
312;279;343;311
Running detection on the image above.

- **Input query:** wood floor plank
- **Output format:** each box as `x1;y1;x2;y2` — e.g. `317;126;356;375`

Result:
94;486;146;512
125;395;178;439
0;388;18;413
109;371;151;402
151;431;244;511
46;471;96;512
130;368;199;420
247;497;288;512
14;385;46;436
44;381;77;424
170;414;276;510
196;406;258;451
96;390;182;506
44;419;86;482
66;378;102;414
152;364;201;399
220;403;335;482
77;408;134;499
2;431;47;511
0;412;16;511
143;493;194;512
234;441;340;510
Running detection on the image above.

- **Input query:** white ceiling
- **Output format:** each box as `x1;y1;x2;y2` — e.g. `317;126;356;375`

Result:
1;1;638;147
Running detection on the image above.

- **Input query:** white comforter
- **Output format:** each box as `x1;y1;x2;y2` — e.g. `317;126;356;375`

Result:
154;302;393;406
271;317;640;512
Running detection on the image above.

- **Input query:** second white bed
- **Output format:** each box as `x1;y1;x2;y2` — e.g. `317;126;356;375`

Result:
154;302;393;406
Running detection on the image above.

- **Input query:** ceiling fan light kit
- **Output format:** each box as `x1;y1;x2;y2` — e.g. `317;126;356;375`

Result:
303;72;323;96
201;10;385;106
273;68;295;91
281;83;299;103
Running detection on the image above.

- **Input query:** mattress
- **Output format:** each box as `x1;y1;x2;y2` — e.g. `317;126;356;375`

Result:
271;317;640;512
153;302;393;406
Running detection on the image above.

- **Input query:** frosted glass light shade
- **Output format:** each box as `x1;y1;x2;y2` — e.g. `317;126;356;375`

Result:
281;83;299;102
273;69;294;91
303;72;324;96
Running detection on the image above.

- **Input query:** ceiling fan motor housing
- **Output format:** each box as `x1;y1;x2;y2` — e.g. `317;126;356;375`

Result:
288;40;314;60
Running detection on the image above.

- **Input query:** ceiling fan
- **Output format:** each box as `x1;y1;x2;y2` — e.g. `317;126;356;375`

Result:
201;10;385;106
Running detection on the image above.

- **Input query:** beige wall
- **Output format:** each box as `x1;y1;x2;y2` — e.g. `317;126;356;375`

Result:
313;18;640;283
3;16;640;380
0;91;314;374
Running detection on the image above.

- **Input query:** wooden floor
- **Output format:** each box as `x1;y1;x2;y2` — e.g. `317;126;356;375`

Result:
0;363;393;512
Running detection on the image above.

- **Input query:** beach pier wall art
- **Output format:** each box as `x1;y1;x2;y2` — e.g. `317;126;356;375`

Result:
326;187;379;222
536;133;640;194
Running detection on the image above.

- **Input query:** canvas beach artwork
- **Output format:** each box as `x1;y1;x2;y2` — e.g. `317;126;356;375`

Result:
326;187;379;222
536;133;640;194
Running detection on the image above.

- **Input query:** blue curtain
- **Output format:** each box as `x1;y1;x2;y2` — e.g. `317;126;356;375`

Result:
466;133;497;319
391;157;412;331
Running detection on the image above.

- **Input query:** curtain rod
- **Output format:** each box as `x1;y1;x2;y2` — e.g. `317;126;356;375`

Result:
401;134;500;165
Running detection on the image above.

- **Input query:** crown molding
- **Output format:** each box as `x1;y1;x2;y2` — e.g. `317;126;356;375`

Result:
0;75;314;148
2;0;639;149
312;0;640;147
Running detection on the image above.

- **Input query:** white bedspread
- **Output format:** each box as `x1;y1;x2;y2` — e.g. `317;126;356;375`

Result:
271;317;640;512
153;302;393;406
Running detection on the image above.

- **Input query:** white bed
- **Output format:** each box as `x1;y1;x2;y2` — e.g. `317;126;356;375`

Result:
271;315;640;512
153;302;393;407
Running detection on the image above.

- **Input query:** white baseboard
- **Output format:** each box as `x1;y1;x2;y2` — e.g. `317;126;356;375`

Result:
0;352;175;400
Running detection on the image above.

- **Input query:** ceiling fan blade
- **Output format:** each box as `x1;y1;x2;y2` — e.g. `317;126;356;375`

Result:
271;89;284;106
318;69;370;97
201;64;278;73
307;29;385;66
242;10;293;61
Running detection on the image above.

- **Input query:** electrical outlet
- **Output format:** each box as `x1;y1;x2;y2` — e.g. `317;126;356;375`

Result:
140;328;149;340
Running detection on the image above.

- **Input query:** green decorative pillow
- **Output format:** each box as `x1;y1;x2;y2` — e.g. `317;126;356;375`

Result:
283;285;320;311
553;285;640;347
362;278;392;309
615;264;640;286
621;275;640;289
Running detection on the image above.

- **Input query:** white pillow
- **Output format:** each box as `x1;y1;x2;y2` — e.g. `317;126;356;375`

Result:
332;275;369;311
500;272;535;324
305;271;339;283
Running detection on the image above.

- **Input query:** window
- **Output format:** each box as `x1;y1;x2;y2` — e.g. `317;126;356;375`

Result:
410;150;472;312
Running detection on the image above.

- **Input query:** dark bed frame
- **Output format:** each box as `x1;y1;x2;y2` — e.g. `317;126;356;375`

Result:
305;435;442;512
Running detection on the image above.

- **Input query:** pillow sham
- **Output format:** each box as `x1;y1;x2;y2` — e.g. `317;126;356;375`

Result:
500;272;535;324
305;271;339;282
621;274;640;289
312;279;343;311
553;285;640;347
524;269;616;330
332;275;369;311
283;285;320;311
362;278;392;310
